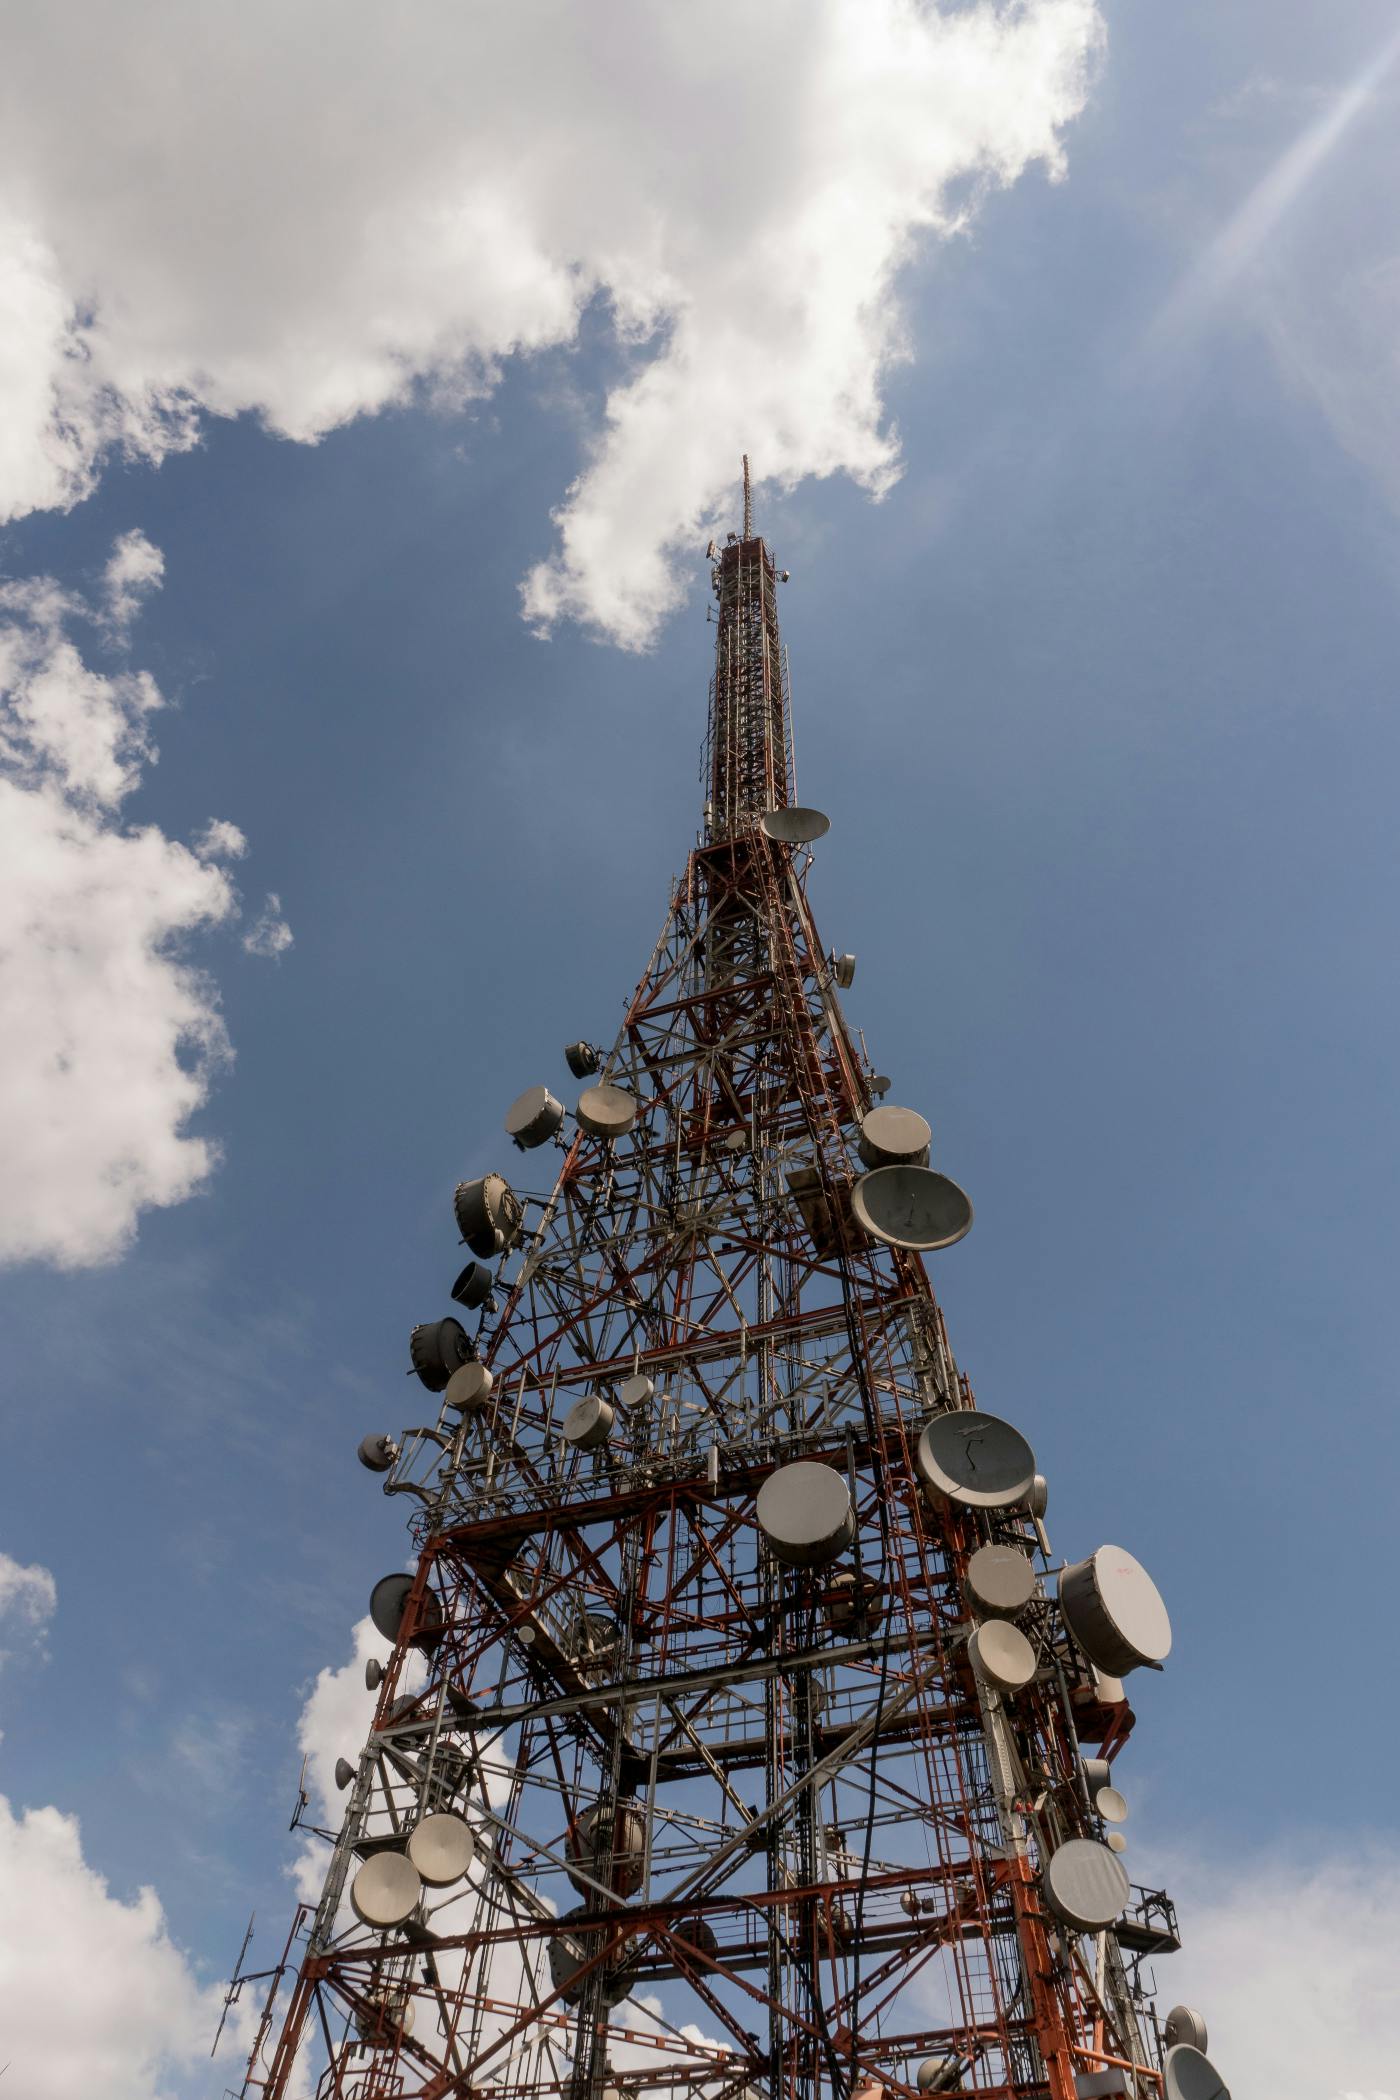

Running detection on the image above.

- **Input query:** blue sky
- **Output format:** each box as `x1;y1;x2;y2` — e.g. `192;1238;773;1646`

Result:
1;4;1398;2095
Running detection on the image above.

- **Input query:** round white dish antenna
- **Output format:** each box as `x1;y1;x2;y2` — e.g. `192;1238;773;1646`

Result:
916;1411;1037;1511
1163;2045;1230;2100
756;1461;855;1568
350;1850;423;1929
965;1543;1035;1619
1042;1837;1131;1933
851;1165;973;1251
1164;2008;1209;2053
562;1395;614;1450
915;2059;962;2094
1096;1785;1128;1825
969;1620;1036;1694
761;806;830;844
618;1373;654;1409
1105;1830;1128;1854
407;1811;476;1887
445;1362;494;1412
576;1084;638;1140
1059;1544;1171;1675
857;1105;931;1169
504;1085;564;1149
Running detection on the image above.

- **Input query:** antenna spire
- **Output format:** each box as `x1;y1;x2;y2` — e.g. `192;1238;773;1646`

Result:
742;454;752;540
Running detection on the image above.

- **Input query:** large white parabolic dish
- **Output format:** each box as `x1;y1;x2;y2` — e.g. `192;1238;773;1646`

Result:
1059;1544;1172;1675
760;806;830;844
851;1165;973;1252
350;1850;423;1928
1042;1837;1131;1933
757;1461;855;1568
916;1410;1037;1511
407;1812;476;1888
1164;2045;1231;2100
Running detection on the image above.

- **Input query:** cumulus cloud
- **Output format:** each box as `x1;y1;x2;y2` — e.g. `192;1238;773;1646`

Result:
0;0;1103;645
1168;1840;1400;2100
0;545;262;1270
0;1793;222;2099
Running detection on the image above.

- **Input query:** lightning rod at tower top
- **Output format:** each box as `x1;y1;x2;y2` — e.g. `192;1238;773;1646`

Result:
237;462;1231;2100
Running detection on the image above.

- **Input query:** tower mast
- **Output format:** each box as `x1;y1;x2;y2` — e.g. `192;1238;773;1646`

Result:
241;467;1221;2100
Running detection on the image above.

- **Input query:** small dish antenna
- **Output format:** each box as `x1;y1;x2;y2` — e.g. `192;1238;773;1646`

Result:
561;1395;614;1450
857;1105;932;1169
576;1084;638;1140
504;1085;564;1150
1164;2008;1209;2054
444;1362;494;1412
969;1620;1036;1694
965;1543;1035;1619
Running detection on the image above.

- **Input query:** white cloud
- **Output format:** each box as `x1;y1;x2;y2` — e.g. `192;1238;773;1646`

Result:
0;1793;221;2099
194;817;248;862
0;1549;57;1667
0;548;251;1270
293;1615;423;1901
102;528;165;632
242;892;293;960
1168;1840;1400;2100
0;0;1103;646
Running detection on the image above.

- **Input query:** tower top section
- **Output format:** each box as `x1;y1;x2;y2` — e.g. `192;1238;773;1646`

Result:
705;458;792;838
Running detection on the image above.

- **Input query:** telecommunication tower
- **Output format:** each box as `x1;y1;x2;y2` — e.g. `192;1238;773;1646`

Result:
237;462;1229;2100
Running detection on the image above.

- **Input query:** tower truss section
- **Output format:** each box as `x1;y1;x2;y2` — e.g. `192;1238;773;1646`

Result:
241;473;1227;2100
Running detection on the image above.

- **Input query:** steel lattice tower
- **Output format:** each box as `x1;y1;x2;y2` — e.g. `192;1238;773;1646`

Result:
238;463;1221;2100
